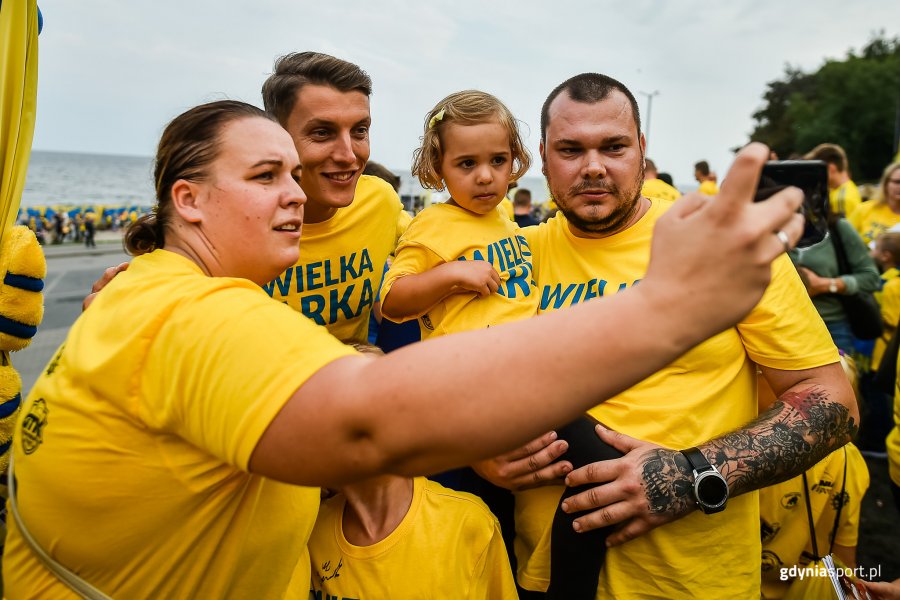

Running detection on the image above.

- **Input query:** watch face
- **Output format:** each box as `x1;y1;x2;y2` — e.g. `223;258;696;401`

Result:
697;472;728;507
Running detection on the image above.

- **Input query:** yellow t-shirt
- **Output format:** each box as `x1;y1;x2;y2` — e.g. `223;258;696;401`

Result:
307;477;518;599
759;444;870;600
5;250;356;598
500;196;515;220
848;200;900;246
891;365;900;487
381;203;538;339
698;179;719;195
264;175;408;343
517;204;839;599
641;177;681;202
873;267;900;370
830;179;862;218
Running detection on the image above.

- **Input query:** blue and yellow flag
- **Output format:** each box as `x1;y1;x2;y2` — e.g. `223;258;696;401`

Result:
0;0;39;248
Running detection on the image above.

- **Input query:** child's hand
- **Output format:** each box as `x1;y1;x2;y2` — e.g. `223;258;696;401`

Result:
446;260;501;297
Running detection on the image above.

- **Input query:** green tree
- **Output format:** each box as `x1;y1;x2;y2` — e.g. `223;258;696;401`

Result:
748;33;900;182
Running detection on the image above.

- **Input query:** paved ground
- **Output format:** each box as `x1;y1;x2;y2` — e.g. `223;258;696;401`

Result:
858;455;900;581
13;234;128;393
9;234;900;582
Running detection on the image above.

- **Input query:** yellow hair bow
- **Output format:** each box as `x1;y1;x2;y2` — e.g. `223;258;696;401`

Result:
428;108;446;129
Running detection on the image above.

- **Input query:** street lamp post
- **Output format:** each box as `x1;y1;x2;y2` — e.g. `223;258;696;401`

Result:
638;90;660;150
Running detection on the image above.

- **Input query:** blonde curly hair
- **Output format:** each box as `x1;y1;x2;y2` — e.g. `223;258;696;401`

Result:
411;90;531;191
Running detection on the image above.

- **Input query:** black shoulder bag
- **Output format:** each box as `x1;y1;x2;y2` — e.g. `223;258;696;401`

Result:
829;224;883;340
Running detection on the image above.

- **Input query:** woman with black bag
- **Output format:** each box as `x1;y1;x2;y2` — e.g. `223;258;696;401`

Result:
790;211;881;354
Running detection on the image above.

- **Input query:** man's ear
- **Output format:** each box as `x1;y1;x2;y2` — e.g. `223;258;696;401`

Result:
539;141;547;176
170;180;203;224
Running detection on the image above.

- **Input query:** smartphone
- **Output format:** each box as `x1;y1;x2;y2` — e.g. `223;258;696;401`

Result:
755;160;829;248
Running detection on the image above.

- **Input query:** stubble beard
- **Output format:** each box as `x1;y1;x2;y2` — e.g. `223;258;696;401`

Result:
548;163;646;236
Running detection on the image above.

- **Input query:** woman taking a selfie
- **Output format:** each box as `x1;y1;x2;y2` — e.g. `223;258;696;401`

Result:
5;101;802;598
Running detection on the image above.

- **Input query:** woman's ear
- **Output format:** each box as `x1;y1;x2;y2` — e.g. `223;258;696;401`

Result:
170;180;203;224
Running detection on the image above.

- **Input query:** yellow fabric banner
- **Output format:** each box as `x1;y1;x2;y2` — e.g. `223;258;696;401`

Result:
0;0;39;248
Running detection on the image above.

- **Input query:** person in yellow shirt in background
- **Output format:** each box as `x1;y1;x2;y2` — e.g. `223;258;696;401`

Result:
307;343;518;599
759;444;870;599
757;355;870;599
261;52;410;343
641;158;681;201
849;162;900;246
694;159;719;195
806;143;863;218
859;230;900;459
870;231;900;370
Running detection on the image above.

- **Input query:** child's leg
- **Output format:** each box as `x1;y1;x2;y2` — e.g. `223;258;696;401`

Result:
547;415;623;599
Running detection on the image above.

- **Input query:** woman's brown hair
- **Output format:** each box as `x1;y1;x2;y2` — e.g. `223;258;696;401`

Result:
124;101;273;255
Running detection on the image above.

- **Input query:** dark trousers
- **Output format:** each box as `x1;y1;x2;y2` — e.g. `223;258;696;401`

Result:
546;416;622;599
892;480;900;516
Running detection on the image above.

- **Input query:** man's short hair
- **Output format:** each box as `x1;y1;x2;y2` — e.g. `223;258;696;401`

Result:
363;161;401;192
805;143;848;173
694;161;710;176
645;158;658;174
513;188;532;207
878;231;900;259
261;52;372;126
540;73;641;142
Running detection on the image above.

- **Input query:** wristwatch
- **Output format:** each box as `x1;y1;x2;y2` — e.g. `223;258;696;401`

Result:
829;278;839;294
680;447;729;514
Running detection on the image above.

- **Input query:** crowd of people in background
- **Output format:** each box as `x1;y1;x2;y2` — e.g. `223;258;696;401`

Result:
8;49;900;600
17;206;146;247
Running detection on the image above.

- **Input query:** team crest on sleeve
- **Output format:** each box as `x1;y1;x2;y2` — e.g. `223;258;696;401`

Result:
21;398;48;454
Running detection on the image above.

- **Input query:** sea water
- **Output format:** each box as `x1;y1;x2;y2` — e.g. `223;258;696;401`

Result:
22;150;155;208
20;150;551;211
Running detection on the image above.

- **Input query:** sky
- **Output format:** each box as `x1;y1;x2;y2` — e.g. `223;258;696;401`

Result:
28;0;900;192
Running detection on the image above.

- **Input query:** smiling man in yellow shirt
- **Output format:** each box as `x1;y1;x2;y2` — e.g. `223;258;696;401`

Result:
261;52;410;342
640;158;681;202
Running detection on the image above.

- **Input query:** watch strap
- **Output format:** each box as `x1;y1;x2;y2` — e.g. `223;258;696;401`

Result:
681;446;711;474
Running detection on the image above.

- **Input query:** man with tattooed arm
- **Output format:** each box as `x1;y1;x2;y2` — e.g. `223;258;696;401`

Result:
481;73;857;598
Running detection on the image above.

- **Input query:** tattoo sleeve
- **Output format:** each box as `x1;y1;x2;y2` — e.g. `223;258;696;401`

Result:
703;386;856;496
641;449;695;516
640;385;856;515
